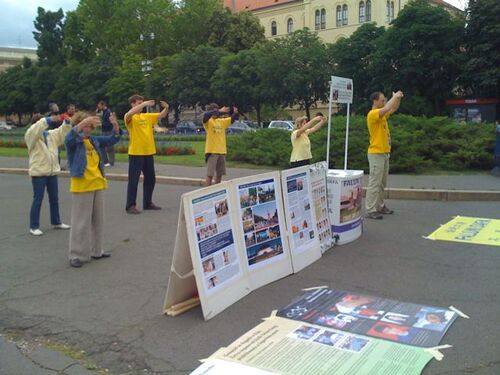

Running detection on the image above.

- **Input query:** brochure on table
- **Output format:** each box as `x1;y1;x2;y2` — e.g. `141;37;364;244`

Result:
232;171;293;290
281;165;322;272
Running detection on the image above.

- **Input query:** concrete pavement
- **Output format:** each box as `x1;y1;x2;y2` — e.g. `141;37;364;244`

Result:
0;173;499;374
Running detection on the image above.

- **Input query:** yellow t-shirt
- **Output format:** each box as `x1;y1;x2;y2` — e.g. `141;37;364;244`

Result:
367;108;391;153
290;129;312;162
70;139;108;193
204;116;232;154
125;113;160;155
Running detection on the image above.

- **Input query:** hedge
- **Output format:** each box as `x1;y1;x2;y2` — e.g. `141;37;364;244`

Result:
227;115;496;173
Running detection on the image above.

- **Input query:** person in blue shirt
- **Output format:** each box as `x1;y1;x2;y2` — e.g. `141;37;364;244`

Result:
96;100;115;166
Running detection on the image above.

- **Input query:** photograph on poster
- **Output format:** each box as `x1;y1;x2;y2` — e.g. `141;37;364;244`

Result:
207;275;218;289
252;202;279;230
195;216;204;227
340;183;363;223
287;179;297;193
304;202;310;211
313;331;344;347
315;313;358;329
368;322;418;344
202;257;216;273
290;325;320;340
337;336;369;352
245;232;256;247
240;188;258;208
242;207;253;221
413;307;455;331
243;220;255;233
269;225;280;239
197;223;218;241
256;228;270;243
297;179;304;191
223;250;230;265
381;312;410;325
258;183;276;204
247;238;284;265
215;199;229;218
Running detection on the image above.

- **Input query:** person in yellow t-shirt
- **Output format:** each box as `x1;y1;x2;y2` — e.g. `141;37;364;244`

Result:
365;90;403;220
289;113;327;168
65;112;122;268
124;94;169;214
202;103;239;186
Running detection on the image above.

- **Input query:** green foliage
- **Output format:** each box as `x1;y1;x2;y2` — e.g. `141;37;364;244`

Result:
227;116;496;172
33;7;65;65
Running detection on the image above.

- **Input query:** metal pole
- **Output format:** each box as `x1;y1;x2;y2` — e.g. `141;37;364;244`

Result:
326;80;334;169
344;103;350;170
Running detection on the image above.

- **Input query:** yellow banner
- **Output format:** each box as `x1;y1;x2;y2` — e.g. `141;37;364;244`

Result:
427;216;500;247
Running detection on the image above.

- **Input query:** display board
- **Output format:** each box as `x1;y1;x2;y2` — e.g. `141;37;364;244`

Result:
331;75;353;104
426;216;500;247
194;316;434;375
164;183;250;320
232;172;293;290
281;165;322;272
327;169;363;244
309;162;335;252
277;288;458;348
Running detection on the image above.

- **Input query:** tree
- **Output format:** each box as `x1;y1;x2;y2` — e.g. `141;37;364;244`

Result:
328;23;386;114
369;0;464;115
33;7;65;66
207;9;265;53
211;48;273;126
460;0;500;98
0;59;35;122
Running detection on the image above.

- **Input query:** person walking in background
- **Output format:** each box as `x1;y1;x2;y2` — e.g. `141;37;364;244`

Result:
365;90;404;220
24;114;72;236
65;112;122;268
289;113;326;168
96;100;115;167
202;103;239;186
61;104;76;122
124;95;169;214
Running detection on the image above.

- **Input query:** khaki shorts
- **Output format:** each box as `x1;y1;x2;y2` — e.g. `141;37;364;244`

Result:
206;154;226;177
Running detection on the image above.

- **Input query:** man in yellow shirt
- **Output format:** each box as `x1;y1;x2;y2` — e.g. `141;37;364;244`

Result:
124;94;169;214
365;90;403;220
202;103;239;186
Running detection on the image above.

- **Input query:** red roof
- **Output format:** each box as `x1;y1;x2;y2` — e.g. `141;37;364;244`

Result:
223;0;294;12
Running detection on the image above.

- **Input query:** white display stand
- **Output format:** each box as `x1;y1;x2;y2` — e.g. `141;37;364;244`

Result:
327;169;364;245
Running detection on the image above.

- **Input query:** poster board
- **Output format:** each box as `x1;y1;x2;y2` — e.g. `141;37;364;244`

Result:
232;172;293;290
164;183;250;320
426;216;500;247
277;288;458;348
195;316;433;375
331;75;353;104
309;161;335;253
281;165;322;272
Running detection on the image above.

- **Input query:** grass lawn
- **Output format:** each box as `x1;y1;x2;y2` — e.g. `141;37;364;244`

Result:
0;142;271;170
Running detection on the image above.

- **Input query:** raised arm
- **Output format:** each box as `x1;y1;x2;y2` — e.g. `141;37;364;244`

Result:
379;91;403;117
307;115;327;135
95;113;122;147
124;99;155;124
50;118;72;147
296;115;324;137
24;116;57;149
159;101;169;119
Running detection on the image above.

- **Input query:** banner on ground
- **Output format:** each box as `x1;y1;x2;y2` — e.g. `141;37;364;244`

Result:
277;288;458;348
426;216;500;247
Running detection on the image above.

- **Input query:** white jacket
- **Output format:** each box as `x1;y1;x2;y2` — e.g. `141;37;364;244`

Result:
24;118;72;176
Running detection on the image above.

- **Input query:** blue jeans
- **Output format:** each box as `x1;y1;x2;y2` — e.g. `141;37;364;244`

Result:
30;176;61;229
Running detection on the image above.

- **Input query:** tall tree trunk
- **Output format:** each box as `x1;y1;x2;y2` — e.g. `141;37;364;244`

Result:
256;102;262;128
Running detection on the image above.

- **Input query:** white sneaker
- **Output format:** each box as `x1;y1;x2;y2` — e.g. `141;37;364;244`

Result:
104;163;111;167
30;228;43;236
53;223;70;230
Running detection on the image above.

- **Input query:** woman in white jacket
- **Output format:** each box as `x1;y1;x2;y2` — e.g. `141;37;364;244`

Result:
24;115;72;235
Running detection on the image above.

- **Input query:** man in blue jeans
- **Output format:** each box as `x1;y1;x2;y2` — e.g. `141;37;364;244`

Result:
25;115;72;235
97;100;115;166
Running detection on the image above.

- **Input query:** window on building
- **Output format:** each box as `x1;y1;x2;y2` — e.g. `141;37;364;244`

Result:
321;8;326;29
315;10;320;30
386;1;390;22
287;18;294;33
342;4;348;26
390;1;395;20
336;6;342;27
366;0;372;22
359;1;365;23
271;21;277;36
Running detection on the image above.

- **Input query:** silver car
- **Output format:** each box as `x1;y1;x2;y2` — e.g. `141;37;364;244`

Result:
268;120;294;131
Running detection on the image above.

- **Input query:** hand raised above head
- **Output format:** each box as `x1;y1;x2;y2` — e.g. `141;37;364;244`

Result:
160;101;169;109
393;90;404;98
219;106;230;113
145;99;156;107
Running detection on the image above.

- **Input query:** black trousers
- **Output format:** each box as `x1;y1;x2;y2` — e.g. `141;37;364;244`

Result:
126;155;156;209
290;159;311;168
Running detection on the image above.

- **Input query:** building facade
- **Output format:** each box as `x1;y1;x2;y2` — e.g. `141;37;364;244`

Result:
0;47;37;72
223;0;459;43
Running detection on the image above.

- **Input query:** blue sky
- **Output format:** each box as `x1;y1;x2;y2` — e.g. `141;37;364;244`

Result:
0;0;467;49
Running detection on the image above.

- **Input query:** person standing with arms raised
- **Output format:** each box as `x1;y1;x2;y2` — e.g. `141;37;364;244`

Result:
365;91;403;220
124;95;169;214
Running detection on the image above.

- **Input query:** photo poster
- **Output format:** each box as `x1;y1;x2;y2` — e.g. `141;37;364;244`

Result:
182;182;250;320
232;172;293;290
198;316;433;375
331;75;353;104
277;288;458;348
309;161;335;253
426;216;500;247
163;202;198;315
281;165;322;272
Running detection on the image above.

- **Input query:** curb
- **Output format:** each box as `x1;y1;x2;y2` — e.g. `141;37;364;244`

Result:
1;167;498;201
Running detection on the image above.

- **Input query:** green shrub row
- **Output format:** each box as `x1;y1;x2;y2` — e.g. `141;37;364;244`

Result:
227;115;496;173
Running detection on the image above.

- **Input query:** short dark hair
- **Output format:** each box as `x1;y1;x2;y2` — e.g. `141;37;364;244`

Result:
370;92;383;102
206;103;219;111
373;325;388;333
128;94;144;104
67;104;75;109
98;100;107;106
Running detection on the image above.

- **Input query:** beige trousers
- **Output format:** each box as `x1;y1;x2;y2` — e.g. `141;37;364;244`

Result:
365;153;390;214
69;190;104;261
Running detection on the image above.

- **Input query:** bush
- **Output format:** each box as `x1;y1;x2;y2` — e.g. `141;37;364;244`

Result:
227;115;496;173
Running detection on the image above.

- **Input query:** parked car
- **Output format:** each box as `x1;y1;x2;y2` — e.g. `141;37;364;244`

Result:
0;122;14;131
175;121;205;135
268;120;294;131
226;121;256;135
